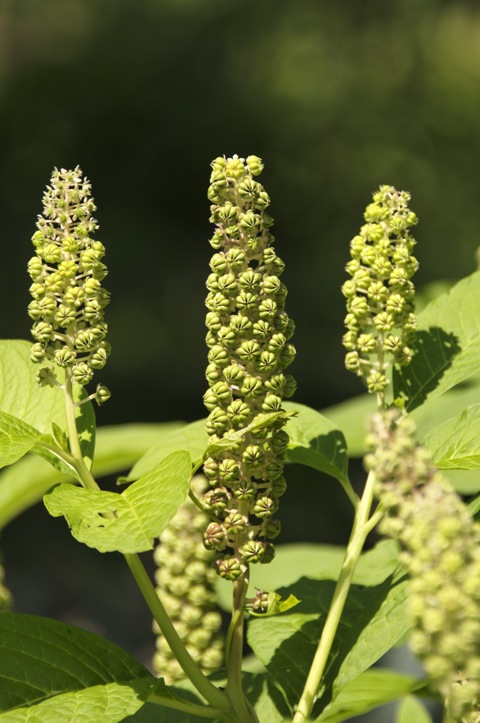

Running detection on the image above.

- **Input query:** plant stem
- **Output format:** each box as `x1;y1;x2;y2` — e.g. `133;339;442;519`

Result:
61;380;232;717
146;691;232;720
293;469;378;723
225;571;259;723
124;552;230;712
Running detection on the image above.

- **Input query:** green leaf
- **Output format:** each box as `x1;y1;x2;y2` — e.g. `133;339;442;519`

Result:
216;539;400;612
249;593;301;618
0;612;153;715
0;340;66;433
396;695;433;723
0;412;43;469
43;451;191;553
0;340;96;473
394;271;480;411
316;670;422;722
124;671;291;723
0;423;177;530
283;402;349;485
0;679;157;722
422;404;480;470
321;395;377;457
127;420;208;482
323;381;480;458
247;542;409;710
93;423;182;479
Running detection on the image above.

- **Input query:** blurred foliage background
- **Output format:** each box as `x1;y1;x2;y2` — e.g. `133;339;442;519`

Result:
1;1;478;716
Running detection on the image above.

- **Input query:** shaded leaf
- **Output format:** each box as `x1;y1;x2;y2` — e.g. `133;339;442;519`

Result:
394;271;480;411
44;451;191;553
216;539;401;612
284;402;349;484
323;381;480;458
247;542;409;711
321;394;376;458
0;612;151;714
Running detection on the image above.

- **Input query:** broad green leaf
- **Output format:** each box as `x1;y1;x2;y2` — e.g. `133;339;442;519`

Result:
0;340;65;433
0;679;157;722
323;381;480;458
216;539;401;612
247;542;409;710
44;451;191;553
396;695;433;723
0;412;43;468
422;404;480;470
0;340;96;472
0;423;176;530
394;271;480;411
93;423;182;479
316;670;421;722
321;394;376;457
127;420;208;482
0;612;151;713
284;402;349;485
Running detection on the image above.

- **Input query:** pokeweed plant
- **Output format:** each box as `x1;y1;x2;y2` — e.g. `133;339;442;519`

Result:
0;160;479;723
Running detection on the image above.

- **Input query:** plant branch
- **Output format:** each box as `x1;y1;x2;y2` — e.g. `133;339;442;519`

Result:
147;690;233;720
125;552;230;712
60;379;231;716
225;570;259;723
293;469;378;722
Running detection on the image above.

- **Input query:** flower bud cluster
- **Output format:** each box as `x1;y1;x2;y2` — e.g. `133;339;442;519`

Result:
343;186;418;395
28;167;110;404
203;155;296;578
153;476;224;684
367;410;480;720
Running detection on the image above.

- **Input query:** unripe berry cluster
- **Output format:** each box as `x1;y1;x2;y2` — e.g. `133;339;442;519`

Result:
153;477;224;684
342;186;418;394
367;410;480;720
203;155;296;579
28;167;110;404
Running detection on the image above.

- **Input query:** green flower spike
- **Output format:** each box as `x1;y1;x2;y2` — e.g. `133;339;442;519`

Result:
343;186;418;401
28;167;110;404
203;154;296;578
153;476;224;684
366;409;480;721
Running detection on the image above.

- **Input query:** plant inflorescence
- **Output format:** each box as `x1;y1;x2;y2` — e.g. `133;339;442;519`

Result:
0;157;479;723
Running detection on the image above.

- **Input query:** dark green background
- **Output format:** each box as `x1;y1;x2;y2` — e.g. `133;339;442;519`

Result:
0;2;473;718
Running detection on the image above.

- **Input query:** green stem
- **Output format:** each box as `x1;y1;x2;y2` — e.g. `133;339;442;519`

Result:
225;571;259;723
60;379;231;716
293;469;378;723
147;691;233;721
124;552;230;712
